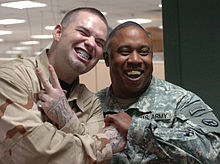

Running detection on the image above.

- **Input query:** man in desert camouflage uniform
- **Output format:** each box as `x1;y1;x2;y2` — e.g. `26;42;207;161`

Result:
96;21;220;163
0;7;126;164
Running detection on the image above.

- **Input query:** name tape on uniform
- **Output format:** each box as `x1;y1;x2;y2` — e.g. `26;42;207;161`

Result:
141;111;173;121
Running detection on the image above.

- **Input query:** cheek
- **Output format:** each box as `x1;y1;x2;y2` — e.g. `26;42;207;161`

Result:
110;62;123;79
144;56;153;66
95;47;104;58
111;55;125;64
110;67;121;84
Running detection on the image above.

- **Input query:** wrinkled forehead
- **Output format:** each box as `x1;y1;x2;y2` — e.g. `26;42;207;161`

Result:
74;11;108;39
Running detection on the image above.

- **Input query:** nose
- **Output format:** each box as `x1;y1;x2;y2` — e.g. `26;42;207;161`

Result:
127;51;142;67
85;36;95;51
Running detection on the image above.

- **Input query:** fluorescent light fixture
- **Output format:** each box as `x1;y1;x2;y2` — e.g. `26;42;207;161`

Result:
45;26;55;30
0;38;4;42
20;41;39;45
158;4;162;8
0;19;25;25
12;46;31;51
31;35;53;39
117;18;152;24
1;1;47;9
0;30;13;35
6;50;23;54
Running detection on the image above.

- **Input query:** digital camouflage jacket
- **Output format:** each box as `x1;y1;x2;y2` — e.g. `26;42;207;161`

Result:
96;76;220;164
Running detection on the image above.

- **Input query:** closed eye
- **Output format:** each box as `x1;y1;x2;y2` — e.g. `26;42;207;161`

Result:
95;38;105;48
138;46;151;56
118;50;131;55
117;46;131;55
78;29;89;36
139;50;151;56
76;26;90;37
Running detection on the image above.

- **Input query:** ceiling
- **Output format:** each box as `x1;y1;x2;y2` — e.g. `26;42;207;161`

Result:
0;0;162;58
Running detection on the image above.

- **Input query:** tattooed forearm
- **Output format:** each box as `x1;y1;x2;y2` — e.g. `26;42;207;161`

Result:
47;96;73;128
103;126;126;154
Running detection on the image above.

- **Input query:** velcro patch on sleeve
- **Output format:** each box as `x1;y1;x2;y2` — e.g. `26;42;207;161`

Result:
188;112;220;134
202;119;219;127
189;104;206;116
177;101;212;119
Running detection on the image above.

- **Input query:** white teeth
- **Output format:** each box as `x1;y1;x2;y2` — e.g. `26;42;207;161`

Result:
127;70;141;75
77;49;90;60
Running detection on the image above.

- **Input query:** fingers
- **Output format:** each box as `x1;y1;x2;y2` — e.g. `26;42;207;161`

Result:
104;114;115;125
38;91;50;102
37;90;49;109
104;112;132;133
105;113;122;124
36;67;51;91
48;65;61;89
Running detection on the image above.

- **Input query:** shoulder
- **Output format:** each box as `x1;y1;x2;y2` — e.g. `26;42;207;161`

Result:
0;57;36;68
149;77;195;99
0;57;36;81
152;79;214;117
152;77;187;92
143;77;205;110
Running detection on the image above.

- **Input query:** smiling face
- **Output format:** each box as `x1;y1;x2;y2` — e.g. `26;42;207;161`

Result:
106;25;153;98
53;11;108;82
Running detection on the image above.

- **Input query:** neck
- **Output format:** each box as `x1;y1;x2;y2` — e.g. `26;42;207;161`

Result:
47;47;78;85
112;78;152;99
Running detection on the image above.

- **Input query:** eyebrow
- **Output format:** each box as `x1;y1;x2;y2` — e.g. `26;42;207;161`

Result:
139;45;151;50
118;45;151;49
77;26;106;44
118;45;131;49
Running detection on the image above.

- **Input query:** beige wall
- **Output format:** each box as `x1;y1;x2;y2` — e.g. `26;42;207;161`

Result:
80;60;165;93
79;60;111;92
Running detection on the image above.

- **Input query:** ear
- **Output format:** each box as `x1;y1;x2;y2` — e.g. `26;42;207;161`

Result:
103;51;110;67
53;24;62;41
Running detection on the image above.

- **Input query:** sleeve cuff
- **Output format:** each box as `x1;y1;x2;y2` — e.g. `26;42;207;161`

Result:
127;118;151;145
61;113;86;135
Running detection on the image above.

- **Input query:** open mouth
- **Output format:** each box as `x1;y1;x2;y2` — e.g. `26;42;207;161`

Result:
124;70;143;79
75;48;91;61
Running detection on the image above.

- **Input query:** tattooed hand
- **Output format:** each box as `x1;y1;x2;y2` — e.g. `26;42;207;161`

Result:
36;65;73;128
103;126;126;154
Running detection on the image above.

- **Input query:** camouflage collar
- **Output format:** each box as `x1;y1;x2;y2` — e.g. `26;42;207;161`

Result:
102;76;155;113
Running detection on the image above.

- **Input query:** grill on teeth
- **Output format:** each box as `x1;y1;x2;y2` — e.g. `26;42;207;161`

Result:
127;70;141;75
78;49;90;60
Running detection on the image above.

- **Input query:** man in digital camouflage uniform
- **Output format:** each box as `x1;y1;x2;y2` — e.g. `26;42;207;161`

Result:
0;7;126;164
96;21;220;163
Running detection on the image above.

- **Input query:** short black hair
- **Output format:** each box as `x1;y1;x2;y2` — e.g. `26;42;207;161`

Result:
105;21;151;52
60;7;108;29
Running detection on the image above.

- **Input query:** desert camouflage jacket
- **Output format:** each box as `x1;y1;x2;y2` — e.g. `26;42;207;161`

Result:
0;50;112;164
96;76;220;164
